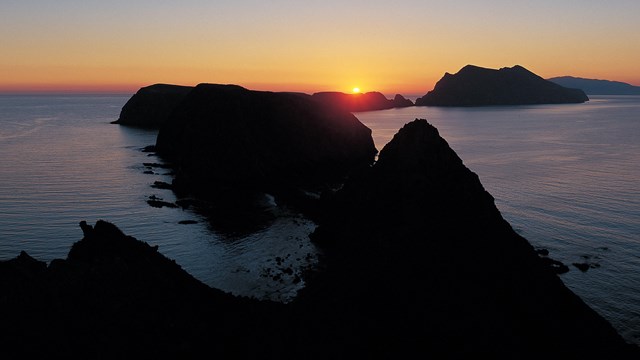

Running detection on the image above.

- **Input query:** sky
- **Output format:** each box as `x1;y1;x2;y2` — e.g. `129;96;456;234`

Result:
1;0;639;95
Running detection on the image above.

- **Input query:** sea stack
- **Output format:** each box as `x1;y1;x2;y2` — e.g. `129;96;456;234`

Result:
416;65;589;106
297;119;636;358
311;91;413;112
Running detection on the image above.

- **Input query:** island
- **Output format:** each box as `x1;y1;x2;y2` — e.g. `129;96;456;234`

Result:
415;65;589;106
112;85;414;130
548;76;640;95
311;91;413;112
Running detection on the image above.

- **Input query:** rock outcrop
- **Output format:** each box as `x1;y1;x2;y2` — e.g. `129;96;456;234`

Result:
298;119;637;358
311;91;413;112
416;65;589;106
548;76;640;95
0;220;287;358
155;84;377;202
112;83;193;128
392;93;414;107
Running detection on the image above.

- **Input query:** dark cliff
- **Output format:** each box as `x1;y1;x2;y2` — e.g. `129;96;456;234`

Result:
2;116;637;358
298;119;637;358
0;220;288;358
155;84;377;201
311;91;413;112
416;65;589;106
112;84;193;128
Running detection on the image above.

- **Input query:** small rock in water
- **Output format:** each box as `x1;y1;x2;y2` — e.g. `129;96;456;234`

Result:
178;220;198;225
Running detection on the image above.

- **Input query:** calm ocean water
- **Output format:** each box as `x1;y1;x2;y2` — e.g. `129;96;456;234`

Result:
0;94;638;344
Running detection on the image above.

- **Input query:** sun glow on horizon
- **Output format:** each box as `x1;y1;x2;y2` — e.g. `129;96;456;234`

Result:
352;87;361;94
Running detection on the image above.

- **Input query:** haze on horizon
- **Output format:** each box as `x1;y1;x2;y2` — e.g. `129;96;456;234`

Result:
1;0;639;95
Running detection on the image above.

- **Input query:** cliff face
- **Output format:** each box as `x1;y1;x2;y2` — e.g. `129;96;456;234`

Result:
311;91;413;112
112;84;193;128
299;119;636;357
155;84;377;201
416;65;589;106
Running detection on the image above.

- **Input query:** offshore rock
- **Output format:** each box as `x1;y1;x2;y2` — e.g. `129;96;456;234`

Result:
392;93;414;107
155;84;377;201
416;65;589;106
112;83;193;128
311;91;413;112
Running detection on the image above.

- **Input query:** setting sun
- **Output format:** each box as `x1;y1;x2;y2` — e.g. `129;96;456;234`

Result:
352;87;361;93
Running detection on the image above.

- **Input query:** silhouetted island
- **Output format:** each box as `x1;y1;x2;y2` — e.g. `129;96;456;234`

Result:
111;83;193;127
1;117;638;358
112;85;413;129
548;76;640;95
155;84;377;212
311;91;413;112
416;65;589;106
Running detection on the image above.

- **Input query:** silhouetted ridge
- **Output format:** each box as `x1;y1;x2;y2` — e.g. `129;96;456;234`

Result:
548;76;640;95
112;83;193;128
416;65;589;106
300;118;637;358
311;91;413;112
3;119;638;357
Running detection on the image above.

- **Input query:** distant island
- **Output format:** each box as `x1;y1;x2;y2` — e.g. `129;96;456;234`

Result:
548;76;640;95
112;85;413;129
415;65;589;106
311;91;413;112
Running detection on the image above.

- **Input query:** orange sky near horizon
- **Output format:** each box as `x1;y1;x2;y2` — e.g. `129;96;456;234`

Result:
1;1;639;96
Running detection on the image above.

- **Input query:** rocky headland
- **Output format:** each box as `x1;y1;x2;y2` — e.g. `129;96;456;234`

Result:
311;91;413;112
416;65;589;106
2;86;638;357
154;84;377;220
111;83;193;128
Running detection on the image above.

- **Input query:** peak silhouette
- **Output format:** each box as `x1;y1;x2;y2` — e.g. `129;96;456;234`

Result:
416;65;589;106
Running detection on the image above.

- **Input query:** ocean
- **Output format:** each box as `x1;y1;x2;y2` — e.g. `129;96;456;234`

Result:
0;94;638;345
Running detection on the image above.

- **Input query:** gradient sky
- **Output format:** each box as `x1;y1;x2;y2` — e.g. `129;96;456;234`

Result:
1;0;639;95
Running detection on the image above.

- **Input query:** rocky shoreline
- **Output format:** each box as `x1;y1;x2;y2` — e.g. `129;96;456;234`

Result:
2;85;638;357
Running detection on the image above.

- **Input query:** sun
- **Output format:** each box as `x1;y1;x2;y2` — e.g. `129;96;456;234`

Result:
352;87;361;94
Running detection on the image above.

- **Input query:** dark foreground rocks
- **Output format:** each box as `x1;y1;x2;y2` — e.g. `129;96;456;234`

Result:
0;220;288;358
416;64;589;106
111;83;193;128
1;120;637;359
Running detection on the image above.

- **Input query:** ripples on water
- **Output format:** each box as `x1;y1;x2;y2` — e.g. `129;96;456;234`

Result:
0;95;638;344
